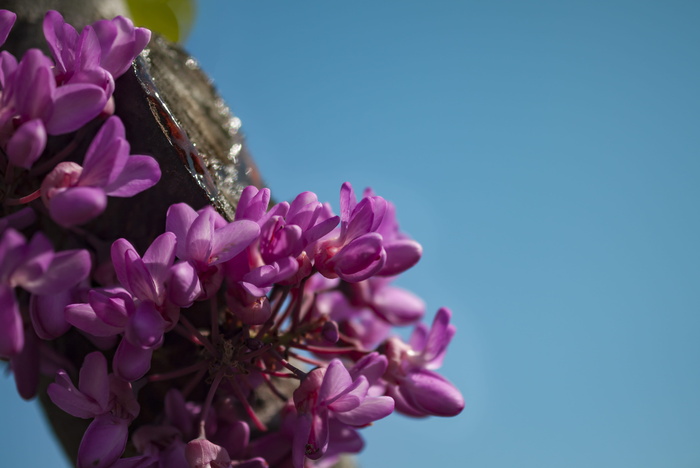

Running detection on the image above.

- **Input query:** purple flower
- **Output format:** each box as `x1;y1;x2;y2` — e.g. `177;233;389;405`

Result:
371;193;423;276
292;359;394;467
166;203;260;298
91;15;151;78
0;207;36;232
233;186;271;223
0;228;90;357
0;47;108;136
313;290;391;350
384;308;464;417
5;118;47;169
185;437;267;468
41;115;161;227
314;182;388;283
259;191;339;265
0;10;16;47
47;352;140;468
226;258;298;325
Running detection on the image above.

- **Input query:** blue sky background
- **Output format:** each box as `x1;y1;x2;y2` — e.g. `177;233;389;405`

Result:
2;1;700;467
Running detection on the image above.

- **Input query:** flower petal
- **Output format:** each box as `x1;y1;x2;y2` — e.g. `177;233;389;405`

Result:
6;119;47;169
142;232;176;288
333;233;386;283
378;239;422;277
77;414;129;468
334;395;394;426
0;286;22;357
124;301;165;349
103;155;161;197
113;337;152;381
0;10;16;47
166;203;198;259
49;186;107;227
65;303;123;337
212;219;261;265
47;83;106;134
47;370;102;419
78;352;110;412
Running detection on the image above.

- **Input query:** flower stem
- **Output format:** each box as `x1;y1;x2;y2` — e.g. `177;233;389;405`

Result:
198;369;224;438
148;361;208;382
4;189;41;206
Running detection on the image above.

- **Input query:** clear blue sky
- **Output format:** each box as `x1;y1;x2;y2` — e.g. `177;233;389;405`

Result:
2;1;700;467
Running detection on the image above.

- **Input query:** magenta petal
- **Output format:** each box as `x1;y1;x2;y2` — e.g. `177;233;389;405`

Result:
372;285;425;326
82;116;125;177
0;228;26;279
0;50;17;89
93;16;150;78
292;413;314;468
75;25;102;71
185;208;214;265
109;375;140;420
29;290;72;339
124;249;159;303
0;10;16;46
185;439;231;468
378;239;422;276
211;219;261;264
49;186;107;227
81;137;129;188
235;186;270;222
319;360;353;403
339;182;356;225
7;119;47;169
422;307;455;367
142;232;176;287
89;289;131;328
15;50;55;122
334;395;394;426
77;414;129;468
0;285;23;357
111;238;135;290
168;261;202;307
65;303;123;337
166;203;198;259
301;214;340;248
47;370;103;418
350;353;388;385
10;232;52;290
31;248;91;294
113;337;152;381
79;352;110;412
104;155;161;197
333;233;386;283
125;301;165;349
10;328;39;400
343;198;374;241
47;83;106;134
42;11;72;72
400;369;464;417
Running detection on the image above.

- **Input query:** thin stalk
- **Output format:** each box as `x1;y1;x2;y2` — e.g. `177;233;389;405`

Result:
4;189;41;206
198;369;224;438
148;361;208;382
270;348;307;379
230;377;268;432
178;316;217;357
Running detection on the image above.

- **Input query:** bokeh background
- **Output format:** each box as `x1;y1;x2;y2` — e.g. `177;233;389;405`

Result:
2;1;700;467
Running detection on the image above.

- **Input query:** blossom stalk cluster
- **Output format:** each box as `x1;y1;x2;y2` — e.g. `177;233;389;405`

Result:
0;9;464;468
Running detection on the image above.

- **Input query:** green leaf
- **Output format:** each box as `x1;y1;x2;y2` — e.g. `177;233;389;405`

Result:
126;0;196;43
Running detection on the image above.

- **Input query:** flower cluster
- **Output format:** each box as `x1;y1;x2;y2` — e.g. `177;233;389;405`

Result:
0;9;464;468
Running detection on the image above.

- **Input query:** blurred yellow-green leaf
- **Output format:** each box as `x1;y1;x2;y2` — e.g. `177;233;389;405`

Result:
126;0;196;43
